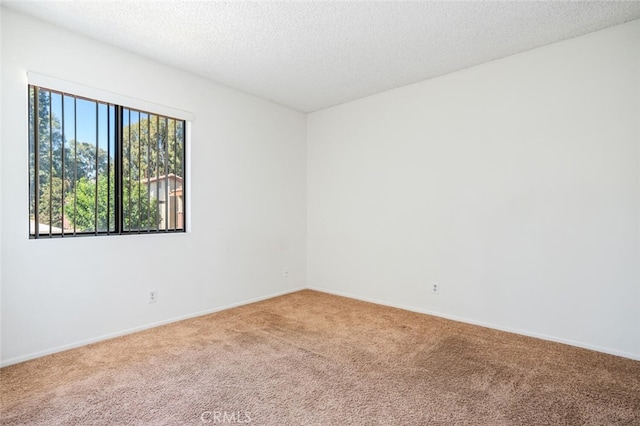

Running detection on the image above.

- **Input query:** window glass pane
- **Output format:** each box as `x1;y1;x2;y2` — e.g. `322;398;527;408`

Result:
122;108;131;232
29;85;186;238
73;98;98;233
108;105;116;232
29;87;36;234
169;119;184;229
133;110;141;231
124;109;143;232
158;117;169;229
63;94;76;234
49;92;64;234
37;89;52;235
151;114;161;231
173;120;185;230
97;102;109;232
139;112;152;231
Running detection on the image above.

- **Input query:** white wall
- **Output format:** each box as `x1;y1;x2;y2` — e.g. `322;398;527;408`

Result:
0;5;4;363
308;20;640;359
0;8;307;366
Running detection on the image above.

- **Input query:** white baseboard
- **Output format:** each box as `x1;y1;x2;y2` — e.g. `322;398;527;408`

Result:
3;285;637;366
0;286;305;367
307;286;640;361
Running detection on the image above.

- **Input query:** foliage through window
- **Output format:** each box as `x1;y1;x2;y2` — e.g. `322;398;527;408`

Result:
29;85;186;238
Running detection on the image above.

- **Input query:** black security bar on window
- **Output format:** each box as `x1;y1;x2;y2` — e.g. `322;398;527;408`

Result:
28;85;186;238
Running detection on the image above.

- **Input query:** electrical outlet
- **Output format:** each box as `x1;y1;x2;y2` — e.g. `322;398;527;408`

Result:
283;267;290;279
148;289;157;304
431;282;439;295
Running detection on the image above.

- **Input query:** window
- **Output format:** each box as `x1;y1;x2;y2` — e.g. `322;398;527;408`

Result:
28;85;186;238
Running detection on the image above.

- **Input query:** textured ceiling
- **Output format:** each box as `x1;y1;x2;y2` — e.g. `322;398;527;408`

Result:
3;1;640;112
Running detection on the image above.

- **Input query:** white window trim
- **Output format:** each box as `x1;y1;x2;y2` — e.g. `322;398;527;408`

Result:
27;72;195;122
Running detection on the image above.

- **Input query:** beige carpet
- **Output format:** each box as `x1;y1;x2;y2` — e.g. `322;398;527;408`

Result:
1;290;639;425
